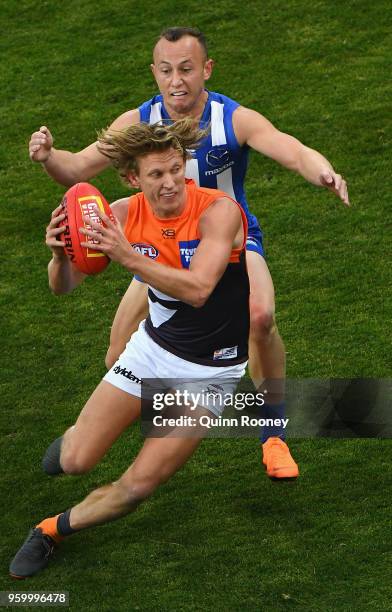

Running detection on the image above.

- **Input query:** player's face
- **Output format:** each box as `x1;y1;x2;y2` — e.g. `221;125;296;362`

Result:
151;36;213;119
129;149;187;218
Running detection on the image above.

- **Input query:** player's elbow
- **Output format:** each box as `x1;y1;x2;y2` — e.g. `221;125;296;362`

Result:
189;294;207;308
189;282;214;308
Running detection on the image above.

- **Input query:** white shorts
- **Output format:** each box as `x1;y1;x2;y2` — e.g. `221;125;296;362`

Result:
103;321;247;416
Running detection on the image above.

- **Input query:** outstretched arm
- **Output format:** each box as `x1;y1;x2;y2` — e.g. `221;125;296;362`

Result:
29;110;140;187
80;198;244;308
234;106;349;206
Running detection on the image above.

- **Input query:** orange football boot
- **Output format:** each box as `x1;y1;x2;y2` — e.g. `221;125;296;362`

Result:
262;437;299;479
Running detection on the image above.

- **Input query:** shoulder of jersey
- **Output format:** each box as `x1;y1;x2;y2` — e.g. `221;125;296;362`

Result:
190;182;227;201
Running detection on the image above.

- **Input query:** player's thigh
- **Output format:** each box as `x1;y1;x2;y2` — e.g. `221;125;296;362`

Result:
64;381;141;467
110;278;149;344
246;250;275;314
119;435;203;492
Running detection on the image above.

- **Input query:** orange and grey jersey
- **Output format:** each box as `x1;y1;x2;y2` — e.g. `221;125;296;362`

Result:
123;180;249;366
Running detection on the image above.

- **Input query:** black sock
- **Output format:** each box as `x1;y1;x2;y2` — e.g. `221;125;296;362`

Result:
57;509;78;536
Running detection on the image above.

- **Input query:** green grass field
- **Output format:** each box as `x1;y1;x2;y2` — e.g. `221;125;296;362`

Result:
1;0;391;609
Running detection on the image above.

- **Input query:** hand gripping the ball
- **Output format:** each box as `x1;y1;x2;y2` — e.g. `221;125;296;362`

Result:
45;205;67;260
79;207;134;270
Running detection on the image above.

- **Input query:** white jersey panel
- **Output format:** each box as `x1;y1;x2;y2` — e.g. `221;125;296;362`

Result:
148;286;178;328
185;158;200;185
216;167;236;200
210;101;227;146
150;103;163;124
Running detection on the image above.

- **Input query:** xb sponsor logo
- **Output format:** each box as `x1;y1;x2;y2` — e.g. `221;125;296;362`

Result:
131;243;159;259
206;146;230;168
161;228;176;239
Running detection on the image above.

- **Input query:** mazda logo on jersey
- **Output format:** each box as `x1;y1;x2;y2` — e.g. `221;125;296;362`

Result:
206;146;230;168
131;243;159;259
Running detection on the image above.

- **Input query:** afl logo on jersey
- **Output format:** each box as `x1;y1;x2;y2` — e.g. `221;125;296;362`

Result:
206;146;230;168
131;243;159;259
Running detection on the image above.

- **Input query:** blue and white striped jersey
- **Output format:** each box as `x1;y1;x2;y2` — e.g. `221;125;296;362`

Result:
139;90;261;238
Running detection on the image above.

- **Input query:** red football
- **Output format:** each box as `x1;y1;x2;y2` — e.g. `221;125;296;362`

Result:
59;183;114;275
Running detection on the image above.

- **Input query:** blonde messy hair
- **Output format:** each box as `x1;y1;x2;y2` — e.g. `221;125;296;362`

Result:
97;118;209;185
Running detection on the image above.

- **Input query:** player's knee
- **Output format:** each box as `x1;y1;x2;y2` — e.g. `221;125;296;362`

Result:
60;448;94;475
250;304;276;342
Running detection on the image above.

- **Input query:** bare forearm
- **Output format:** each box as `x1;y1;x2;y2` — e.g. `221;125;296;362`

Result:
79;200;236;308
295;145;334;186
48;256;83;294
42;147;108;187
236;108;338;189
41;149;84;186
127;254;209;308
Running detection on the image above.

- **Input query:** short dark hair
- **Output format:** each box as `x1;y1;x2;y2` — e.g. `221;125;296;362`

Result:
158;27;208;59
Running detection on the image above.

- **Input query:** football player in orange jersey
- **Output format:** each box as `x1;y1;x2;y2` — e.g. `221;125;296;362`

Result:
11;118;252;579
